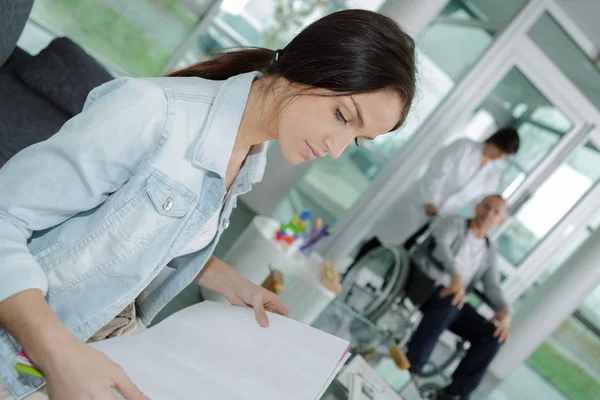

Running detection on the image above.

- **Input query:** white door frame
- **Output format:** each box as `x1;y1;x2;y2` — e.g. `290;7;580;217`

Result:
488;34;600;300
499;37;600;200
503;172;600;302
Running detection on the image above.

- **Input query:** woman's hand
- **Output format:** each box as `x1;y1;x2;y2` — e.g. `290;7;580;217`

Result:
223;275;290;327
43;340;148;400
195;256;290;327
0;290;147;399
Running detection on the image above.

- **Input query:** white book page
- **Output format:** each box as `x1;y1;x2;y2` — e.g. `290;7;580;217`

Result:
315;352;351;400
92;301;349;400
92;334;250;400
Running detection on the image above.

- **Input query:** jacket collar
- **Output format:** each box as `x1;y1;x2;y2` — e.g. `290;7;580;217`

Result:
191;71;267;184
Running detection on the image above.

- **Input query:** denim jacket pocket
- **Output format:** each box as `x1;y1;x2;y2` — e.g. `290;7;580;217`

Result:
45;175;195;294
145;174;192;218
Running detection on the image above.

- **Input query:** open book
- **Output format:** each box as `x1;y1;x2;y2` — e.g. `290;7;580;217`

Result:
91;301;350;400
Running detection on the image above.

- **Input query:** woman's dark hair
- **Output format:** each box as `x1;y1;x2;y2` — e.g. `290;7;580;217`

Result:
169;9;416;130
486;127;520;155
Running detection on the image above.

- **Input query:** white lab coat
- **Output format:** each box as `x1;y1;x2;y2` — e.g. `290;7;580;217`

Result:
371;139;500;246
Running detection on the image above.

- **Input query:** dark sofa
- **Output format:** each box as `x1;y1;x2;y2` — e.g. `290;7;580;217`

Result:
0;0;113;167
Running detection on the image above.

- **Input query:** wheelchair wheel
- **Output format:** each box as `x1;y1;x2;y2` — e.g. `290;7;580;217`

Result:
340;244;410;321
419;382;442;400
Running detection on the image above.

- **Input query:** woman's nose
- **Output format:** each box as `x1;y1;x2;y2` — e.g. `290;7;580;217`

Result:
326;133;355;159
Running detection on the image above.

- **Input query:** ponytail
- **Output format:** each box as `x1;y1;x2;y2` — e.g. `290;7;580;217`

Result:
167;48;278;80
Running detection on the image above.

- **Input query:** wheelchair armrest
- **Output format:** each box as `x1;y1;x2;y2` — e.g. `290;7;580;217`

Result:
408;244;445;271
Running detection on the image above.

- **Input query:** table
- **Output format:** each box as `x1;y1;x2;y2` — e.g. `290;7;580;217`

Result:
321;356;406;400
312;299;423;400
202;216;336;325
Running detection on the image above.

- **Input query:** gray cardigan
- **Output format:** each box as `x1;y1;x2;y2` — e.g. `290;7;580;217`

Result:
411;216;510;312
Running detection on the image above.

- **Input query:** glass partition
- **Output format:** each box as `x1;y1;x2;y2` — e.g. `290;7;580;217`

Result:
177;0;387;69
496;141;600;266
28;0;212;76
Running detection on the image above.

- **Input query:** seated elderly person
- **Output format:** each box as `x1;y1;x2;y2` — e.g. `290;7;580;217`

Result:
406;195;511;400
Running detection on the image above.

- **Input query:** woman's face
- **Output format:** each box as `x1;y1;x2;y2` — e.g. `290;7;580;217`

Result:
276;87;404;164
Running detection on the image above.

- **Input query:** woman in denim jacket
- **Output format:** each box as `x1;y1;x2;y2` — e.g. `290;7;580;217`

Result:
0;10;415;400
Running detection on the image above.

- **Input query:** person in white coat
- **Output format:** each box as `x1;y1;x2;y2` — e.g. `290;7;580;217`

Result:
348;128;520;271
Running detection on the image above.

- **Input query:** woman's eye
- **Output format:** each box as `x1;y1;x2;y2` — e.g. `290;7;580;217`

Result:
336;108;347;123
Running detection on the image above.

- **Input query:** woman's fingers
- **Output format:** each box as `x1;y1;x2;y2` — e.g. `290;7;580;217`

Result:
268;297;291;318
252;295;269;327
114;368;148;400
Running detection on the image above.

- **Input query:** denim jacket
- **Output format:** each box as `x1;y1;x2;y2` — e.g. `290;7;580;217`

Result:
0;71;267;398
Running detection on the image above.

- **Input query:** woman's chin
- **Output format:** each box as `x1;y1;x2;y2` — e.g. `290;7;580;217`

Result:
288;157;306;165
281;147;307;165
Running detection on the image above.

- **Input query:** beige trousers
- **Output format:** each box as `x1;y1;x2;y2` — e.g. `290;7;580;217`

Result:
0;304;144;399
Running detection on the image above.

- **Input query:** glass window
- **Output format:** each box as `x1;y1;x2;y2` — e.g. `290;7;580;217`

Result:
173;0;391;71
529;12;600;112
464;67;574;195
454;66;575;219
28;0;212;76
514;207;600;309
272;0;528;227
497;141;600;266
178;0;379;68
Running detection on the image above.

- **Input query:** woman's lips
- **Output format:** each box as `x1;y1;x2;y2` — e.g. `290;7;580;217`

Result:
305;142;325;160
305;142;319;160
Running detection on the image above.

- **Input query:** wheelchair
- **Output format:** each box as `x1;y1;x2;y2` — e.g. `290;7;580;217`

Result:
333;224;494;399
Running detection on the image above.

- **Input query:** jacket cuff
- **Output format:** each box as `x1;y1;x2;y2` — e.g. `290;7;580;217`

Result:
0;262;48;304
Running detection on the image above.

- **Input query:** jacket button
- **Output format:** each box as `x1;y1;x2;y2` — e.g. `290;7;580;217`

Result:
163;198;174;211
223;219;230;230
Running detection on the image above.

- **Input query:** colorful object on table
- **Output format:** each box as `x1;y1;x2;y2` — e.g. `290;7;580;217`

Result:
319;260;341;294
300;221;330;255
389;344;411;370
275;210;312;245
15;351;44;378
310;218;323;239
262;267;285;294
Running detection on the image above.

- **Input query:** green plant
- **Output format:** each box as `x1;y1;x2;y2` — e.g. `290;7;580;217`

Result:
31;0;197;75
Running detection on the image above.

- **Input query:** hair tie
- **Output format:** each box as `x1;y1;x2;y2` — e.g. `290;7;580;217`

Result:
273;49;282;67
